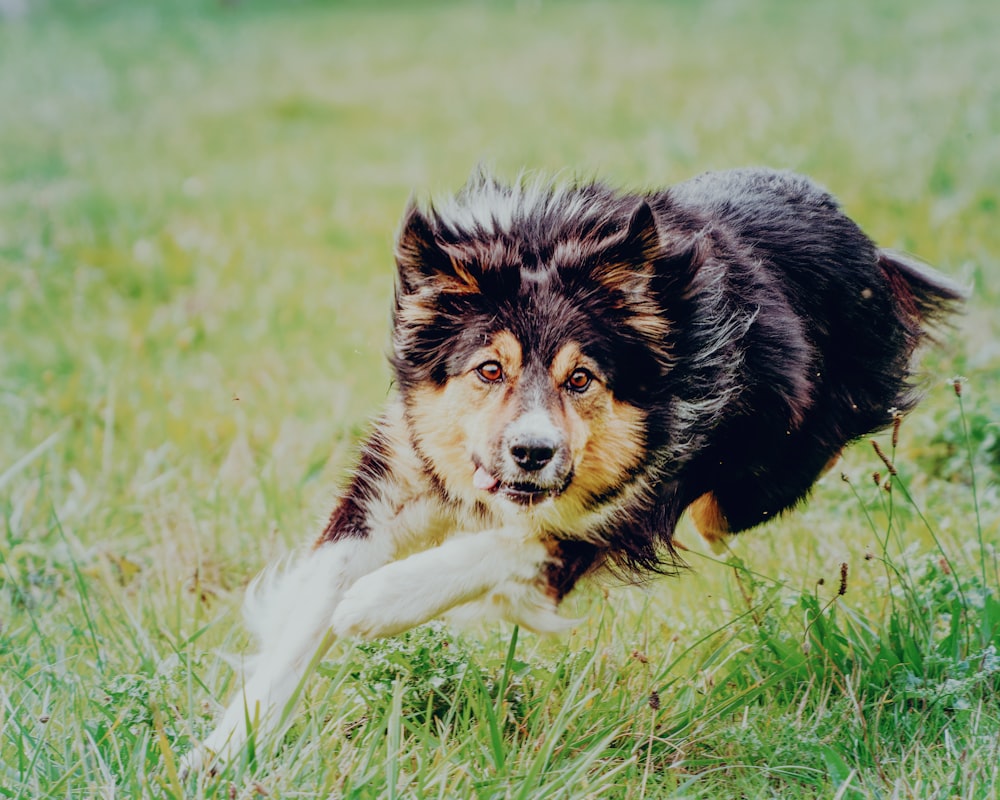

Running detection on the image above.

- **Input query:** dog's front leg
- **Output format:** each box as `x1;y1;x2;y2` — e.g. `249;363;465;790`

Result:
182;535;390;774
331;528;568;639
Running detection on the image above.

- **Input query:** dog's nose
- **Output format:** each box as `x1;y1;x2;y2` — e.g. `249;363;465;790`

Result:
509;439;556;472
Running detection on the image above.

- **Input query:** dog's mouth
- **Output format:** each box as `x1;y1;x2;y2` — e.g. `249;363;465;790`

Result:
472;464;570;506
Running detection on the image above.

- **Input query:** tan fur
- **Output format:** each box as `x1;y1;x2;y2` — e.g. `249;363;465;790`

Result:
490;330;524;377
446;257;480;292
821;449;842;476
689;492;732;552
624;303;672;342
371;402;462;555
549;343;647;507
395;292;439;329
590;262;672;342
406;331;524;506
406;338;647;526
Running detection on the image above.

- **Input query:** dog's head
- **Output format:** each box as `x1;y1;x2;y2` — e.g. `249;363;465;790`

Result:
391;172;698;526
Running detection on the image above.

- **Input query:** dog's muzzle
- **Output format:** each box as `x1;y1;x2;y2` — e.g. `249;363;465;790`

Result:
473;411;572;506
509;436;557;472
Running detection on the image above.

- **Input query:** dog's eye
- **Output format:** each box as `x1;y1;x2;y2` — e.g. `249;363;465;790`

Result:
476;361;504;383
566;369;593;393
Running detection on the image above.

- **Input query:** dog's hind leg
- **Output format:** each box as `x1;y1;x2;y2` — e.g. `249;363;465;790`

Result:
690;448;843;551
701;438;844;538
331;528;569;639
688;492;733;553
181;536;390;775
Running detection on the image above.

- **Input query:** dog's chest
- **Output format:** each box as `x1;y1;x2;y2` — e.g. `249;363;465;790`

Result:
386;489;506;558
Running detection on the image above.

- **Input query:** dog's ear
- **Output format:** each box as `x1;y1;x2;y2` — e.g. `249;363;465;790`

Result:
395;201;479;294
589;201;663;296
394;201;445;293
601;200;662;270
587;201;707;344
598;201;707;294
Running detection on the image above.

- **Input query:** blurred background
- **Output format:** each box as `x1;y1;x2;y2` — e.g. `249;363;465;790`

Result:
1;0;998;792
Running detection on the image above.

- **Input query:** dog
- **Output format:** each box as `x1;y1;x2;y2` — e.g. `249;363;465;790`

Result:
181;167;962;773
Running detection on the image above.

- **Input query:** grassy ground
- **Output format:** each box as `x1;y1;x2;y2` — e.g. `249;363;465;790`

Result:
2;0;999;796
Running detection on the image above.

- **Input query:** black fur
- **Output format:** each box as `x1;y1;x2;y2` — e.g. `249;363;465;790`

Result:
182;169;965;773
393;167;963;581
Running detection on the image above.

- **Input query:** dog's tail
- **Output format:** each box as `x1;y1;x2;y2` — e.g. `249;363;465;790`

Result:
878;250;966;337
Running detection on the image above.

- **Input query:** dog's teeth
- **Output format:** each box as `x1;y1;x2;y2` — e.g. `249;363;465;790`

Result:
473;466;499;491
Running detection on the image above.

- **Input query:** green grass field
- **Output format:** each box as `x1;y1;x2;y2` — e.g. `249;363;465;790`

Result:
2;0;999;796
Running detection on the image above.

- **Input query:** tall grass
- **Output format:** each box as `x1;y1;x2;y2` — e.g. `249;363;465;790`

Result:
667;387;1000;798
1;0;998;797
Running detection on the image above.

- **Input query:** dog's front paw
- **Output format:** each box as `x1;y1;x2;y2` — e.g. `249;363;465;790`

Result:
331;572;393;639
332;566;427;640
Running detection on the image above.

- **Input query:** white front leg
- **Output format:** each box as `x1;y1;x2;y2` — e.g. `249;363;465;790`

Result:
331;527;567;639
181;536;389;774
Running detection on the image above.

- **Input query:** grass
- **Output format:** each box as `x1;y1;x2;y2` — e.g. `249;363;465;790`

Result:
1;0;998;796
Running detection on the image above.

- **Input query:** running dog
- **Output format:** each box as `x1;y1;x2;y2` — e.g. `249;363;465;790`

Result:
182;167;962;772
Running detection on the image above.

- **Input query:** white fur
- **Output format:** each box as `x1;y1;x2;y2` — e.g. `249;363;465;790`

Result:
432;170;611;246
183;387;578;774
331;527;565;639
181;537;390;774
504;408;560;444
182;513;565;773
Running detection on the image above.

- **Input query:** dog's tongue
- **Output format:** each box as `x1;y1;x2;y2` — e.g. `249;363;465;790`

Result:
473;465;499;492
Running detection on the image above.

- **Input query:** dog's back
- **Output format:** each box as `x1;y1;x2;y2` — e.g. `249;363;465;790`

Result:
658;168;964;536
